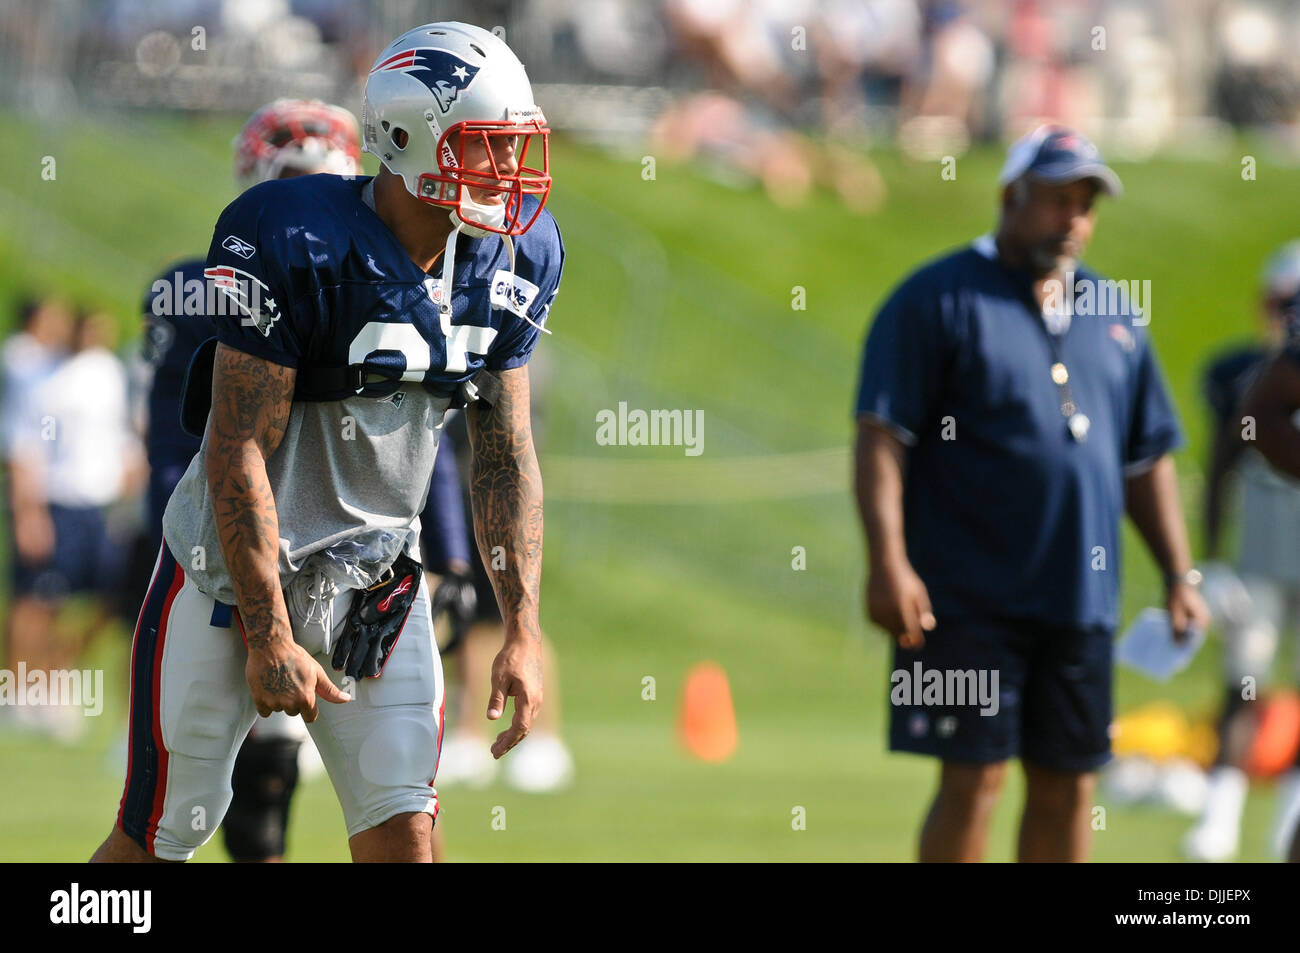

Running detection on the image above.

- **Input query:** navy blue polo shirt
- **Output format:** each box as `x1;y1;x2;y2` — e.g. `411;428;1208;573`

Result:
142;257;215;468
855;235;1183;630
1203;345;1264;430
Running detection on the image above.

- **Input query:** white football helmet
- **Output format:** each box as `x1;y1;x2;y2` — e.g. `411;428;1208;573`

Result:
1263;240;1300;301
362;22;551;237
233;99;362;191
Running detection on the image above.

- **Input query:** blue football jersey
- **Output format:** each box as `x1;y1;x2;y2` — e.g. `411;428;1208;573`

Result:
201;173;563;397
1203;346;1265;430
142;257;217;465
162;173;564;603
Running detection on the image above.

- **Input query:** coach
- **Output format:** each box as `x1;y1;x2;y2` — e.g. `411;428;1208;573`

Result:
853;125;1209;862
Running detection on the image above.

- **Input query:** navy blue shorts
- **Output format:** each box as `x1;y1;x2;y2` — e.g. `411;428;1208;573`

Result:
11;503;123;602
887;617;1113;773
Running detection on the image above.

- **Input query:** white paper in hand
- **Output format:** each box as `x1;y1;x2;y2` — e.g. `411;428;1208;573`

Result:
1116;608;1205;682
1200;562;1254;628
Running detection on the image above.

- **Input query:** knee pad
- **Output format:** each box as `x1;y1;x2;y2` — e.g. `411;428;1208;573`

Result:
223;737;301;861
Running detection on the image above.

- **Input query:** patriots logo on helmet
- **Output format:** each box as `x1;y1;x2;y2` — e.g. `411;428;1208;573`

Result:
373;48;481;114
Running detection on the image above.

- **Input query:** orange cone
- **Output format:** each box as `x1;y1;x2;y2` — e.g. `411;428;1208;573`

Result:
679;661;738;762
1244;691;1300;779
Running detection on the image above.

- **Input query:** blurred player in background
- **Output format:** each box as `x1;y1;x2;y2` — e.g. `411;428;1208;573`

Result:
137;98;362;861
428;410;574;793
1239;280;1300;863
1186;240;1300;862
855;125;1207;862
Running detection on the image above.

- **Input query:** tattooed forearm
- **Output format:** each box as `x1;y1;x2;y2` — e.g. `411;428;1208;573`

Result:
467;366;543;642
205;343;296;652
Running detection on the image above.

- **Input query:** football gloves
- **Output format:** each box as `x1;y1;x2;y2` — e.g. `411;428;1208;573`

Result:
331;551;423;680
429;567;478;655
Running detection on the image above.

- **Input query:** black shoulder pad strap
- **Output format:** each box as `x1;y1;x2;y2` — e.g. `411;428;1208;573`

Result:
465;368;503;406
179;336;219;439
180;347;497;433
295;364;364;398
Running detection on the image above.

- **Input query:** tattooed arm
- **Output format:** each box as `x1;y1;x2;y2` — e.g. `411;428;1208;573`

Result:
205;343;349;721
466;364;544;758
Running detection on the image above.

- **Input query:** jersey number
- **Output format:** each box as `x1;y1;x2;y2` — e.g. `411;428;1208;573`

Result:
347;279;497;377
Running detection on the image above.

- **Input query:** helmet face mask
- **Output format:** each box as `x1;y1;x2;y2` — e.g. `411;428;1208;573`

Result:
415;116;551;236
362;22;552;237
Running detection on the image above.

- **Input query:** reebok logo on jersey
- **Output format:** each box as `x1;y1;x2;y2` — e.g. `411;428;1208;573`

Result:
221;235;256;259
490;270;540;318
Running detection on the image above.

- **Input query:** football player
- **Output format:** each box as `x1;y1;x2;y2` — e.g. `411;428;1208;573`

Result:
1238;277;1300;864
1185;241;1300;862
137;98;362;862
92;21;562;863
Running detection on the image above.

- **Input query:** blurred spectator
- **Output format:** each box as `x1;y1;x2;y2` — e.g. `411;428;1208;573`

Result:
2;0;1297;156
3;306;143;739
2;296;74;720
650;90;887;212
1212;0;1300;129
897;1;994;158
811;0;922;138
665;0;802;113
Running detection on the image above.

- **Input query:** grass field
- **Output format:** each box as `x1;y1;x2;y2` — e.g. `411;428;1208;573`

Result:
0;109;1297;861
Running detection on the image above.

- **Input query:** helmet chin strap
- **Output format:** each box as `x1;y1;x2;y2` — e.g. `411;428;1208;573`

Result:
438;213;551;337
438;223;461;337
449;188;506;238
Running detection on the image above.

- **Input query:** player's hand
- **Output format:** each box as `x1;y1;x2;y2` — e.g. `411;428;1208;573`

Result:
485;627;543;759
866;558;936;650
246;639;351;723
1168;581;1211;645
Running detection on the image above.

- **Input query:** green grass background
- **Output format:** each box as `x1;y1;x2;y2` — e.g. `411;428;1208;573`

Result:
0;110;1296;861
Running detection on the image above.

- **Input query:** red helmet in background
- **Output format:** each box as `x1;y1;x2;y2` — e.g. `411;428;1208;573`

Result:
234;99;363;190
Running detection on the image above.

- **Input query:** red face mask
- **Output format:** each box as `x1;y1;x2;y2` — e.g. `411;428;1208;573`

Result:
415;117;551;236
